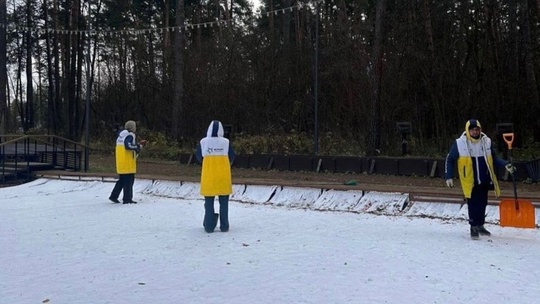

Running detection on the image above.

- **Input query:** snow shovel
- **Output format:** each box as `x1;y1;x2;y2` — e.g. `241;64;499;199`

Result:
499;133;536;228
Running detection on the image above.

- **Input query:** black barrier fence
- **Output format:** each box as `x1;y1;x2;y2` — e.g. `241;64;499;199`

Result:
182;154;535;182
525;159;540;183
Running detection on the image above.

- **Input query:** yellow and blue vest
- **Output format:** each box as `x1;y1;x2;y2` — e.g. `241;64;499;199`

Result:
115;130;139;174
196;121;235;196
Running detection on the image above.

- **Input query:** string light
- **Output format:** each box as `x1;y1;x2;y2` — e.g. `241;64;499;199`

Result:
0;19;228;35
264;0;324;18
0;0;326;35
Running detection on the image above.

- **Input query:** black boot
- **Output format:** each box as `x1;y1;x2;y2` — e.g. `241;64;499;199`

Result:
477;225;491;236
470;226;479;240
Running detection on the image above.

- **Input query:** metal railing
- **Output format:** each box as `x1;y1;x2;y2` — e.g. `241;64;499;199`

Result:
0;135;90;182
525;159;540;183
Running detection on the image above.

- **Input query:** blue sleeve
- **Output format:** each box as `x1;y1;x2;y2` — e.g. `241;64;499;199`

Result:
228;145;236;164
124;135;140;153
491;144;509;168
195;143;203;163
445;142;459;179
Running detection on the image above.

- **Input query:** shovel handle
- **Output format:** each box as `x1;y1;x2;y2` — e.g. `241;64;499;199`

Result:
502;132;519;205
502;133;514;150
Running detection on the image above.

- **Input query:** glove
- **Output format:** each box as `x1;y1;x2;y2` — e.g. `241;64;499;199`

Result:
139;139;148;146
445;179;454;188
505;163;516;174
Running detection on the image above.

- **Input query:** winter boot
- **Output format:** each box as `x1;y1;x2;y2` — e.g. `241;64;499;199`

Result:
477;225;491;236
470;226;479;240
109;197;121;204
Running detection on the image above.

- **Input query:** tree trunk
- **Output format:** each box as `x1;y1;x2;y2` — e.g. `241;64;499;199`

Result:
44;0;55;134
269;0;274;40
76;22;84;140
25;0;34;132
422;0;445;147
16;33;23;131
162;0;171;74
283;0;291;47
172;0;185;141
0;0;7;133
508;0;519;91
53;0;61;134
67;0;81;140
520;0;540;140
366;0;387;155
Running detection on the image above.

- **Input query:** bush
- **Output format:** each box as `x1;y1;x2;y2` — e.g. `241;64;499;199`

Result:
90;127;540;161
232;132;365;156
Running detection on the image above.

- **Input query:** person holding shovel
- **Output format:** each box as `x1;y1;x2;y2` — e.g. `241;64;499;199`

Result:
445;119;515;239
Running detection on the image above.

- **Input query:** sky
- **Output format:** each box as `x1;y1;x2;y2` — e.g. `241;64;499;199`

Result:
252;0;262;10
1;178;540;304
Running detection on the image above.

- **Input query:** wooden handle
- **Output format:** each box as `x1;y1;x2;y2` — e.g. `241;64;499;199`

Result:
502;133;514;150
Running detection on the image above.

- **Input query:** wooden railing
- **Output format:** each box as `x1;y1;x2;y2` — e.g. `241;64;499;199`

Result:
0;135;90;182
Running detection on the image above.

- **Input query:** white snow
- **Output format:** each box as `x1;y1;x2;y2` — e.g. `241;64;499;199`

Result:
1;178;540;303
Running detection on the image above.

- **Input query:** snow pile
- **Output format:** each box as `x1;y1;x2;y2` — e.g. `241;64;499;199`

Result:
17;176;540;225
138;179;539;226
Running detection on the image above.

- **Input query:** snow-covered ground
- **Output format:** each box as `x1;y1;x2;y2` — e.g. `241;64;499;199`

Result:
1;178;539;304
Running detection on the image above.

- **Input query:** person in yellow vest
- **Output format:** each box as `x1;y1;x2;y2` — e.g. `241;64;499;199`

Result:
196;120;235;233
109;120;147;204
445;119;515;239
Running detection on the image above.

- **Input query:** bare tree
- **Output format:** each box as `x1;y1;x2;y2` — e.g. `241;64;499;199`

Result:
172;0;185;141
366;0;387;155
520;0;540;140
24;0;34;131
0;0;7;133
52;0;61;134
283;0;291;47
44;0;57;134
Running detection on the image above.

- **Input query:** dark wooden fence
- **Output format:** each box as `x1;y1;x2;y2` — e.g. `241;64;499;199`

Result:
184;153;537;182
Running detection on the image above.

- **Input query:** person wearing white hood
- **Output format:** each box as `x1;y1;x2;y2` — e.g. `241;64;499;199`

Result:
196;120;235;233
109;120;147;204
445;119;515;239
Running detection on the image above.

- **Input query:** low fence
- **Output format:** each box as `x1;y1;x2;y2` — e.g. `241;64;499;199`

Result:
179;153;534;182
1;135;88;182
525;159;540;183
